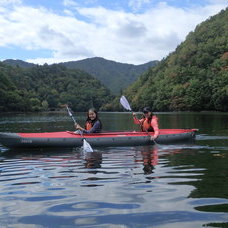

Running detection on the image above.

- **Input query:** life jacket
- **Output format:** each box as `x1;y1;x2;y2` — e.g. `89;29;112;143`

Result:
85;119;102;133
85;121;93;130
141;118;154;132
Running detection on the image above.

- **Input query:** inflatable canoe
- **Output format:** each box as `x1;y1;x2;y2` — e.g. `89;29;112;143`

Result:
0;129;198;149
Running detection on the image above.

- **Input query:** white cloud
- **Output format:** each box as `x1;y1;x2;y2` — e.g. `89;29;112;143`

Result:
128;0;151;12
63;0;78;8
0;1;227;65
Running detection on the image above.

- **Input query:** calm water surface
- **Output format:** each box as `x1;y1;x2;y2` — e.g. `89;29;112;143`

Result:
0;112;228;227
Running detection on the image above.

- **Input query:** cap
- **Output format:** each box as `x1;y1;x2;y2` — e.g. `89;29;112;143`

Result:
143;107;152;113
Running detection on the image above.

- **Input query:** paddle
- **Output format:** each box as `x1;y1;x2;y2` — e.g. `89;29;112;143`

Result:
120;95;132;112
66;105;93;152
120;95;158;144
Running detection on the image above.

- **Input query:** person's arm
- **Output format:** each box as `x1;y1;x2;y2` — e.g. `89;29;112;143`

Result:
151;116;159;139
75;123;84;131
83;121;101;133
133;113;143;125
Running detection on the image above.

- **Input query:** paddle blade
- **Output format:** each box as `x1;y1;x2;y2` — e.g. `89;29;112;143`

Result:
83;139;94;152
120;95;132;111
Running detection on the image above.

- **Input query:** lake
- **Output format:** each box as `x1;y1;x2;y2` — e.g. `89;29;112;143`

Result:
0;112;228;227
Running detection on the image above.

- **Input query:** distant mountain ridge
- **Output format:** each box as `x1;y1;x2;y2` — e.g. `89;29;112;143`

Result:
61;57;158;94
3;59;35;68
2;57;158;94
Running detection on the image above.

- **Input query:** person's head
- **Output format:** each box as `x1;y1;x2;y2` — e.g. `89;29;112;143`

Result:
142;107;153;118
87;108;98;121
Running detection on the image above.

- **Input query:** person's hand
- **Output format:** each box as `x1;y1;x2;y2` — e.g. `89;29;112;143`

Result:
151;135;158;140
132;112;136;117
75;123;80;130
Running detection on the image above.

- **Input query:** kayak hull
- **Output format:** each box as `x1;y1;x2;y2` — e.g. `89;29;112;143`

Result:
0;129;197;149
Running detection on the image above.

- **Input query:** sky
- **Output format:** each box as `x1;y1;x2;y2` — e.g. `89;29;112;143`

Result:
0;0;227;65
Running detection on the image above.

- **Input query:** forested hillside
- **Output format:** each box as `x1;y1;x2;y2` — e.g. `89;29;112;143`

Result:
3;59;35;68
0;63;113;112
61;57;158;94
113;8;228;112
3;57;158;95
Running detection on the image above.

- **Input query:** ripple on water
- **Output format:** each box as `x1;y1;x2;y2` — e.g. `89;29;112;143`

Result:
0;144;227;227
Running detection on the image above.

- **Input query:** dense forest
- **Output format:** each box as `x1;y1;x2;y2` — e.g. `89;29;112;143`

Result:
3;58;158;95
0;63;113;112
110;8;228;112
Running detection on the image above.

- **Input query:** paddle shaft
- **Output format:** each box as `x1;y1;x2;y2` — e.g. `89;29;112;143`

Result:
66;106;77;125
66;106;94;152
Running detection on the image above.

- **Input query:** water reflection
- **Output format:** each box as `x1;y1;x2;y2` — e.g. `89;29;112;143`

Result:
136;146;158;174
83;152;102;169
0;144;227;227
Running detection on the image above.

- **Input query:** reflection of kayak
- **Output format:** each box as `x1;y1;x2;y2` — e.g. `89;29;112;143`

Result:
0;129;198;149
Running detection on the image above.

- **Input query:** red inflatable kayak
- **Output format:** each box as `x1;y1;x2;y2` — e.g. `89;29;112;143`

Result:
0;129;198;149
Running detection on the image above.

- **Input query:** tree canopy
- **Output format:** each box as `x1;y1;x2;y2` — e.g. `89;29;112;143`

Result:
0;63;113;112
114;8;228;112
